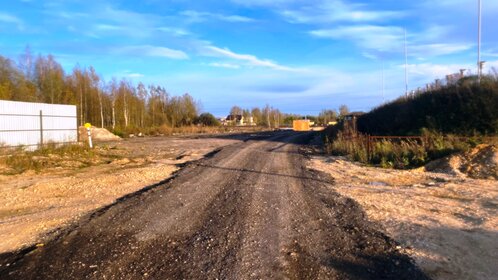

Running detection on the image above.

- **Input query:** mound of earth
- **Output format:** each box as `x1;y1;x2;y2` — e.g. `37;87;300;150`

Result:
78;126;121;142
425;144;498;180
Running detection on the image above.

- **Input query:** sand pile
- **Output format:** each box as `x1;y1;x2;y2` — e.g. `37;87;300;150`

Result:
425;144;498;180
79;126;121;142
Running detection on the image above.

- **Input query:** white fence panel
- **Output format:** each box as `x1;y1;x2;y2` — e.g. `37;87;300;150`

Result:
0;100;78;148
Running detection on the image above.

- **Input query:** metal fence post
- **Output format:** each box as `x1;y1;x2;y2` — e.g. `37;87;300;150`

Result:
39;110;43;148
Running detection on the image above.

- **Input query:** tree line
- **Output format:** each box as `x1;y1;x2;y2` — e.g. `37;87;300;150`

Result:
0;48;200;130
227;105;349;127
1;48;354;132
357;74;498;136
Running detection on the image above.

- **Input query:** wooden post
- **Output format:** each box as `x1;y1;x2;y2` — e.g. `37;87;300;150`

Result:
39;110;43;148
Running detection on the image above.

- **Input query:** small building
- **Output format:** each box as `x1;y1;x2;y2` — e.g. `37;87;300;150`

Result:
343;112;365;135
225;114;244;126
223;115;256;126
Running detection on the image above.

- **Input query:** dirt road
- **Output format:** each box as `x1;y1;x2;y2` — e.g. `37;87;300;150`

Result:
0;131;428;279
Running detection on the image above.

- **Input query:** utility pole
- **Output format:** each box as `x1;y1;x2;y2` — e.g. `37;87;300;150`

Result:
477;0;482;84
404;29;408;97
382;57;385;103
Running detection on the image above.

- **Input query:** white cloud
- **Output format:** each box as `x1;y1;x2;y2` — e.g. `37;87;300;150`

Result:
203;45;303;72
231;0;405;24
95;24;122;31
483;60;498;73
409;43;472;57
208;62;241;69
281;1;405;24
180;10;254;23
115;45;189;60
46;5;161;38
311;25;472;58
0;12;24;30
156;27;190;36
127;73;144;78
230;0;299;6
361;52;378;60
404;62;467;78
310;25;404;52
422;0;498;11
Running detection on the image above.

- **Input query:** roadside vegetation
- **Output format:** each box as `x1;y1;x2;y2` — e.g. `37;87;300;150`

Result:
325;130;487;169
325;74;498;169
0;143;119;175
357;73;498;136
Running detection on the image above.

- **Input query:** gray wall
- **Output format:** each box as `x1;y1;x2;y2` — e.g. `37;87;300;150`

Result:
0;100;77;148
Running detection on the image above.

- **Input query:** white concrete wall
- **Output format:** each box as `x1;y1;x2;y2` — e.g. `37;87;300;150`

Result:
0;100;77;148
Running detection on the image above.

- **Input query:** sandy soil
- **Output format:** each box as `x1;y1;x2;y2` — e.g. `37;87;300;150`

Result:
0;135;241;254
310;155;498;280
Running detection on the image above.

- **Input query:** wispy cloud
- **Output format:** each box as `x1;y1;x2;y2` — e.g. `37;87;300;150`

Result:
311;25;471;57
114;45;189;59
409;43;472;58
156;27;190;37
310;25;404;52
46;5;161;38
281;1;405;24
208;62;241;69
180;10;254;23
126;72;144;78
231;0;404;23
203;46;302;72
404;62;470;79
94;24;122;31
0;12;24;30
230;0;298;6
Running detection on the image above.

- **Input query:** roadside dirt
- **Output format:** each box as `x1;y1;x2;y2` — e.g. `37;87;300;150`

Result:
0;134;242;254
425;144;498;180
311;153;498;280
0;131;428;279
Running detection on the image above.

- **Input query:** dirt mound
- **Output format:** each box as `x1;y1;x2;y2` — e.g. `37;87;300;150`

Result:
78;126;121;142
425;144;498;180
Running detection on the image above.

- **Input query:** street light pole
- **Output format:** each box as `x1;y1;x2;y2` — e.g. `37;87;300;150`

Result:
478;0;482;84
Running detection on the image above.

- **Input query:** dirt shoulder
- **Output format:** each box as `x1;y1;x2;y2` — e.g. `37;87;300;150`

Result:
0;134;242;254
310;156;498;280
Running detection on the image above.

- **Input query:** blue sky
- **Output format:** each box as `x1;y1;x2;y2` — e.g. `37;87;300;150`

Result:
1;0;497;116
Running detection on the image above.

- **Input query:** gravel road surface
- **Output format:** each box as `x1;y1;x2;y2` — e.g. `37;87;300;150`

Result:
0;131;429;279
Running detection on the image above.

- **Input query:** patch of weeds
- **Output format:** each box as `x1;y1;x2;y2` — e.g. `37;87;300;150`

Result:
0;143;100;175
324;130;473;169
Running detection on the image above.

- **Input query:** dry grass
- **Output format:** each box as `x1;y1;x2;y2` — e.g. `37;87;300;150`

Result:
325;131;478;169
115;125;267;137
0;143;115;175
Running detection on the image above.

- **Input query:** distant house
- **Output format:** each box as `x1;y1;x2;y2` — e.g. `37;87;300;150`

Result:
223;115;255;126
225;114;244;126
